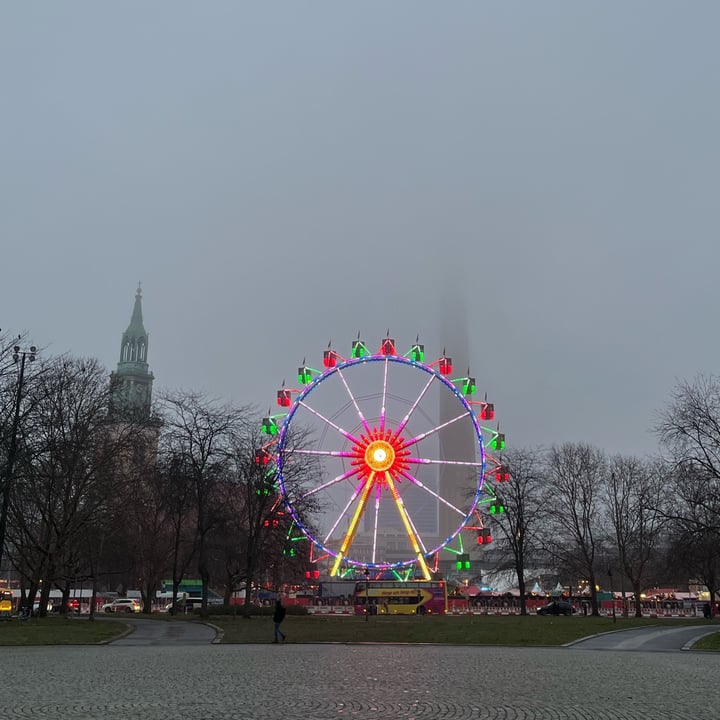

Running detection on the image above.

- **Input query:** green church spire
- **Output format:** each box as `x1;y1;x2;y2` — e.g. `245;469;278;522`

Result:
119;283;149;369
110;284;154;420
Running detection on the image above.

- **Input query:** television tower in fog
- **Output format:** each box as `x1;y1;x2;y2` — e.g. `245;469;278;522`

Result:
437;288;481;563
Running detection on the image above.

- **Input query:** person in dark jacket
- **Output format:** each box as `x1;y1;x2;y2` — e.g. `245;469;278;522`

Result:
273;599;287;643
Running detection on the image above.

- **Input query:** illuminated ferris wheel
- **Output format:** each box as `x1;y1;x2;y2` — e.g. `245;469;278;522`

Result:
260;335;506;580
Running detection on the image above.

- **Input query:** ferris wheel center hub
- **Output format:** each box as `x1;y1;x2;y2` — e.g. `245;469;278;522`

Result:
365;440;396;472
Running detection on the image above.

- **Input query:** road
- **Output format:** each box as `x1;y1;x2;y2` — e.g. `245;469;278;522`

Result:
107;615;217;645
568;622;719;652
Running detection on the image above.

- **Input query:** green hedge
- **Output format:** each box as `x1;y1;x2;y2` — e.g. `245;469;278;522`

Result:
191;603;309;617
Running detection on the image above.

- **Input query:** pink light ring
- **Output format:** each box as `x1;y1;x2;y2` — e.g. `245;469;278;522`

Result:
342;558;413;571
274;353;487;562
275;358;363;548
383;356;487;557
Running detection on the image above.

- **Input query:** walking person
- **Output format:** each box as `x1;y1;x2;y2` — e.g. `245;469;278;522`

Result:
273;599;287;643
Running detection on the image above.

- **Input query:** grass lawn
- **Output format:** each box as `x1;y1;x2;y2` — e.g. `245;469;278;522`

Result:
0;616;127;645
1;613;718;648
692;631;720;650
208;613;714;646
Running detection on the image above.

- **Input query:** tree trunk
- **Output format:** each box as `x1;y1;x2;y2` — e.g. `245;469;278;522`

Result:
38;564;55;618
709;585;717;618
633;580;643;618
197;531;210;615
61;580;71;615
517;569;527;616
89;579;97;620
241;555;259;618
589;571;600;616
142;580;157;614
223;570;234;606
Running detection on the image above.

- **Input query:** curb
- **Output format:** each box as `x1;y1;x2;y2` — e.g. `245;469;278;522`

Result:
99;621;135;644
205;621;224;644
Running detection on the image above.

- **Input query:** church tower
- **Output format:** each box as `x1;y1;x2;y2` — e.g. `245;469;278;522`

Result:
109;285;154;420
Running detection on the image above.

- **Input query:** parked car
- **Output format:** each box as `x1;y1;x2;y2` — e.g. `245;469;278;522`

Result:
31;601;54;616
101;598;142;614
160;595;224;613
537;600;576;616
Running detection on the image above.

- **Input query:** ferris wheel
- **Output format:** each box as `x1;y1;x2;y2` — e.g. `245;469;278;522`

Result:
260;335;505;581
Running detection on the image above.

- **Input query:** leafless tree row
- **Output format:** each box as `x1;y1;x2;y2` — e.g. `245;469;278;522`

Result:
487;374;720;617
0;339;317;617
2;331;720;619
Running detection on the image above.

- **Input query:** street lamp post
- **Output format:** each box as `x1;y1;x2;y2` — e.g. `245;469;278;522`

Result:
0;343;36;572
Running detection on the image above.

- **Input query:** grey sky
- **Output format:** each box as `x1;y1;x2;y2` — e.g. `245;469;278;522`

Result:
3;1;718;458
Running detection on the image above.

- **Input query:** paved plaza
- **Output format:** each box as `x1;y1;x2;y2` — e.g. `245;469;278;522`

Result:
1;638;719;719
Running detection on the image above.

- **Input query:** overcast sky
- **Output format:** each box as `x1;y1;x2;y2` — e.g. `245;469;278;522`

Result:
3;1;718;458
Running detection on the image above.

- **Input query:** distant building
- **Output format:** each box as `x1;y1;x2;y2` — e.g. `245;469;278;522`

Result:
109;285;154;421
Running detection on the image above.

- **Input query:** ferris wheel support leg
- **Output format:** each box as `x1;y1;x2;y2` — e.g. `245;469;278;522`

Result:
384;473;432;581
330;474;376;577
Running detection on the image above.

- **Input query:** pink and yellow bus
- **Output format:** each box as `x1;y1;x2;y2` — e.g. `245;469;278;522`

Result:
353;580;447;615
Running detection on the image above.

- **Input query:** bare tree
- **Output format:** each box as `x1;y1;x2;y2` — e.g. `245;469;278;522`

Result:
154;451;199;614
656;373;720;531
604;455;667;617
0;331;21;421
490;447;546;615
9;356;141;615
664;463;720;616
120;466;176;613
158;392;250;613
655;374;720;613
210;420;320;617
545;443;608;616
215;426;286;616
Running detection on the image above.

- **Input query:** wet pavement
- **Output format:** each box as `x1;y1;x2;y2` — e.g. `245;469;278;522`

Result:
0;620;717;719
106;616;218;646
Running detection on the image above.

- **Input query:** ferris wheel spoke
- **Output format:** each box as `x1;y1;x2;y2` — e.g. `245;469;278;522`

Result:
336;367;372;434
404;511;428;556
297;399;361;445
323;480;368;546
379;358;389;433
288;448;358;459
384;472;431;580
399;468;469;517
405;456;484;468
399;411;471;450
299;466;363;501
391;374;435;442
330;473;376;576
371;485;381;564
390;483;429;556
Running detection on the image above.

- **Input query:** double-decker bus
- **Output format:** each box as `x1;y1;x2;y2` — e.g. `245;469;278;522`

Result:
353;580;447;615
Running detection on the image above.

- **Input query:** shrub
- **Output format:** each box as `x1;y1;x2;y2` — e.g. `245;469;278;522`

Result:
198;603;308;617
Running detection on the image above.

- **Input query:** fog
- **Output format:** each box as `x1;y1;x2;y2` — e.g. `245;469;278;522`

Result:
3;2;719;458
